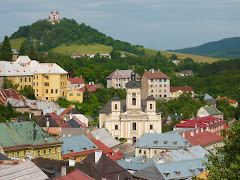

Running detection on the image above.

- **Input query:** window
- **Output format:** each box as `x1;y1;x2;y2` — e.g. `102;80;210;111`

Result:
24;151;26;155
150;104;153;110
164;94;166;97
154;141;158;144
12;153;14;157
159;95;162;97
45;75;49;80
37;76;38;80
132;122;136;130
164;89;166;92
17;152;19;157
144;150;146;155
20;86;22;90
51;89;53;93
37;89;38;92
164;84;166;87
45;82;49;86
115;104;117;110
132;98;136;105
55;148;57;152
173;141;177;145
115;125;118;130
46;89;48;93
151;79;153;82
25;78;27;82
115;137;119;140
139;149;142;154
33;82;35;86
154;150;157;154
49;149;52;153
37;82;38;86
160;85;162;87
20;78;22;82
150;125;153;129
56;89;58;93
164;79;167;82
38;150;40;155
151;90;153;93
70;93;73;96
163;141;168;144
159;79;162;82
43;150;46;154
77;93;80;96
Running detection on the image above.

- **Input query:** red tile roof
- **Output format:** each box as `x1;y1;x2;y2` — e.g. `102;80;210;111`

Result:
0;89;27;106
54;169;95;180
67;78;85;84
72;116;87;127
179;129;225;147
170;86;194;92
142;69;170;79
91;140;123;161
216;97;238;103
106;69;140;79
62;149;98;158
78;84;103;93
174;116;225;128
46;112;70;127
59;105;73;117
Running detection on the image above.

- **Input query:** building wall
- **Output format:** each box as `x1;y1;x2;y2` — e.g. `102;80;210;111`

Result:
67;81;85;91
3;145;62;160
5;76;33;91
67;90;83;103
62;154;89;162
204;141;224;154
33;74;67;101
170;90;194;99
107;77;140;89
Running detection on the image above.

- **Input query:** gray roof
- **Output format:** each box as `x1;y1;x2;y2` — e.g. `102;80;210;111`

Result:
146;95;155;101
0;153;10;160
166;128;196;134
206;99;216;106
133;164;165;180
90;128;120;148
133;158;207;180
59;134;98;155
112;96;121;101
66;119;82;128
126;80;141;89
117;156;155;171
152;145;209;163
99;99;159;114
135;133;191;149
204;93;213;100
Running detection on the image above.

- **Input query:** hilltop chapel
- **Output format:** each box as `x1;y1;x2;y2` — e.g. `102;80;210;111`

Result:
99;72;162;144
47;11;61;24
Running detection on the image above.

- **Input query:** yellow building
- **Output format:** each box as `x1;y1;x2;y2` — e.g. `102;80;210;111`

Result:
16;56;67;101
170;86;194;99
0;121;62;160
0;61;33;91
67;90;83;102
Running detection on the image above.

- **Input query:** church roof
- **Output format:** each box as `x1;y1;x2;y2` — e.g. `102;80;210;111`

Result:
146;95;155;101
126;80;141;89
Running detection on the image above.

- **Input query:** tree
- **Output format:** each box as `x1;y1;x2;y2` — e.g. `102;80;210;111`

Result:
28;44;38;60
0;36;12;61
1;77;19;90
170;54;178;60
19;43;26;55
19;85;36;100
205;121;240;179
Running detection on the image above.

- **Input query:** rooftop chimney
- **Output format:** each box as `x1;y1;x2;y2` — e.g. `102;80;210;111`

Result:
201;127;204;133
195;123;197;129
190;130;194;137
206;124;209;132
46;119;49;127
151;68;154;74
61;166;66;177
196;128;199;134
69;159;76;167
143;155;147;163
182;132;185;138
95;150;102;164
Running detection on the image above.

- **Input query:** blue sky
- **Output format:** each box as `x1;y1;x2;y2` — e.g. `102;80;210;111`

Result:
1;0;240;50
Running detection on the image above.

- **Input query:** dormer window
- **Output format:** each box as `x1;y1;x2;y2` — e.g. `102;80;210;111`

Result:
175;171;181;175
190;169;196;175
154;141;158;144
164;173;170;177
163;141;168;144
173;141;177;145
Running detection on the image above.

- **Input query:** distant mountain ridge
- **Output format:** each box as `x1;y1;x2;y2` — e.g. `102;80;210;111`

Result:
170;37;240;59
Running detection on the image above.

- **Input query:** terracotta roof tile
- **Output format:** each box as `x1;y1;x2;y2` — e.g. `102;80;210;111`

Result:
67;78;85;84
106;69;140;79
170;86;194;92
46;113;70;127
78;84;103;93
54;169;95;180
142;70;169;79
216;97;238;103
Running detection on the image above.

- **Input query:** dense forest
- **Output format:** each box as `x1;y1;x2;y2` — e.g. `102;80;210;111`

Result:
10;18;144;55
171;37;240;59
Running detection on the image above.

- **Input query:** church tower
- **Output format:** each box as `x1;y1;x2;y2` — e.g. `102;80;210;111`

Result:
126;72;141;111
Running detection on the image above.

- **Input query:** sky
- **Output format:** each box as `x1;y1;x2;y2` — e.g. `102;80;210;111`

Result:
1;0;240;50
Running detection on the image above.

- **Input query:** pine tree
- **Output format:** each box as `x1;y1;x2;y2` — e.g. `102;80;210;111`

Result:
0;36;12;61
28;44;38;60
19;43;26;55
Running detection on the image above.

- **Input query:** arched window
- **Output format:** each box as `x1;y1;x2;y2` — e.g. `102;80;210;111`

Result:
150;104;153;110
132;98;136;105
115;104;117;110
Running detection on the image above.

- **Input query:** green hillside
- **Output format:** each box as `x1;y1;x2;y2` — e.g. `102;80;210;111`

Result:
0;37;26;50
172;37;240;59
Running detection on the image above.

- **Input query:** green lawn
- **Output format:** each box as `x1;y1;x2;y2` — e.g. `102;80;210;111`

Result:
0;37;27;50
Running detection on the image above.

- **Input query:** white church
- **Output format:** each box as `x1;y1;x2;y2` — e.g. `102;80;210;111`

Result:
47;11;61;24
99;72;162;144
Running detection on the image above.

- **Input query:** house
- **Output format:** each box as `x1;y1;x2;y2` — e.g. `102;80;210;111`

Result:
134;133;191;158
78;83;103;93
180;70;194;76
67;90;83;102
71;53;95;59
117;155;155;174
152;145;209;163
90;128;121;152
216;97;238;108
16;56;68;101
0;61;33;91
91;139;123;161
99;72;162;144
133;158;207;180
99;54;111;59
59;134;99;162
141;68;170;99
54;169;95;180
82;151;134;180
67;78;85;91
174;116;226;136
0;121;62;160
0;160;48;180
197;105;224;119
177;128;225;154
170;86;194;99
106;69;140;89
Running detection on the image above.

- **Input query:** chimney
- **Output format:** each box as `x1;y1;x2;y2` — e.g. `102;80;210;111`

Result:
29;113;32;120
201;127;204;133
196;128;199;134
70;113;73;120
46;118;49;127
190;130;194;137
143;155;147;163
151;68;154;74
182;132;185;138
95;150;102;164
61;166;66;177
195;123;197;129
206;124;209;132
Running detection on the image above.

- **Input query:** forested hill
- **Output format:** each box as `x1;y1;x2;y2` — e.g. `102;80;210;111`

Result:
170;37;240;59
10;18;144;55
